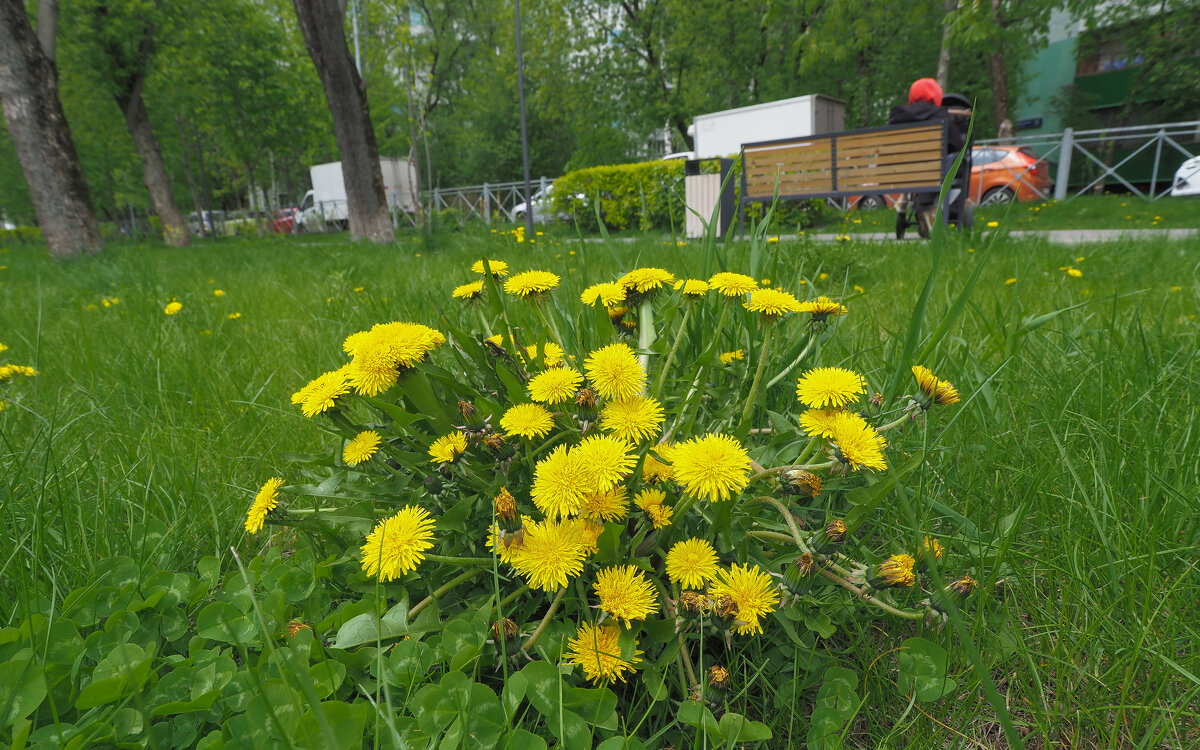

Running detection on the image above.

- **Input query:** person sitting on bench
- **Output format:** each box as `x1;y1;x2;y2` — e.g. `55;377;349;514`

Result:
887;78;967;231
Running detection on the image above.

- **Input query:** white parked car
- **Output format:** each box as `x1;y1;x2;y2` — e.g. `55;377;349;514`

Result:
510;185;586;224
1170;155;1200;197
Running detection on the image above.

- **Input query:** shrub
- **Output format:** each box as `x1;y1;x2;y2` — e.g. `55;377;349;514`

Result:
552;159;685;231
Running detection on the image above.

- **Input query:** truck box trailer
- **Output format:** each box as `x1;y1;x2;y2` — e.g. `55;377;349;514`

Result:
692;94;844;159
298;157;419;229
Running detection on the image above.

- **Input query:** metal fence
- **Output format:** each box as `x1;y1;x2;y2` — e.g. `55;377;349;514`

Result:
973;120;1199;202
422;177;554;224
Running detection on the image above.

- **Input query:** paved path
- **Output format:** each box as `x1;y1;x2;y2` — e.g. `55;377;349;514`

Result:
807;228;1198;245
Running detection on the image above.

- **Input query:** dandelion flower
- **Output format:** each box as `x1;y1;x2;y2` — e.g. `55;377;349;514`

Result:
245;477;284;534
523;342;566;368
798;408;845;439
528;367;584;404
504;270;560;297
581;282;627;308
709;272;759;297
619;267;676;294
452;280;485;300
709;563;780;636
573;435;636;492
428;432;468;464
676;279;709;296
644;503;673;528
343;430;382;466
500;403;554;439
566;622;641;684
343;322;446;396
671;433;751;503
1066;267;1083;278
291;367;352;418
868;553;916;589
911;365;960;406
579;485;630;523
830;411;887;472
719;349;745;364
744;288;802;318
510;518;588;591
593;566;659;627
642;443;675;482
531;445;590;518
798;296;847;320
570;518;604;556
360;506;436;581
600;396;664;443
164;301;183;315
213;289;226;297
665;538;719;589
471;259;509;276
796;367;866;409
585;343;646;400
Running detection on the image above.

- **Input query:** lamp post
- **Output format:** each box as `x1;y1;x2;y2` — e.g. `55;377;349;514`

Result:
514;0;534;239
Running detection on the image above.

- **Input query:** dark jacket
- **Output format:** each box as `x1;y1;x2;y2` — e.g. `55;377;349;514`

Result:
887;101;966;154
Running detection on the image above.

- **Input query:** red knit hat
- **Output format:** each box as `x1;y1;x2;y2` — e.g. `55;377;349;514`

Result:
909;78;943;106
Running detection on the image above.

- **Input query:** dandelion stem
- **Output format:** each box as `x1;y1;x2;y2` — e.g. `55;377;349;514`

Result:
678;633;698;687
746;496;810;551
652;302;692;398
492;585;530;616
534;304;567;353
748;529;797;545
523;587;567;652
765;331;817;390
876;412;914;433
740;322;775;424
424;553;496;566
814;567;924;620
410;568;484;618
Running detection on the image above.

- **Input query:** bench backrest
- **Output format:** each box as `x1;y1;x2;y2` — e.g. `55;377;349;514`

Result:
741;121;948;202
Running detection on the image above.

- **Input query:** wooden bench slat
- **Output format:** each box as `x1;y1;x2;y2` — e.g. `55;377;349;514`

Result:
838;149;945;169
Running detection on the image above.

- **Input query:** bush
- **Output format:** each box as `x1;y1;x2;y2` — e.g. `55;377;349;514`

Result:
0;226;44;244
552;159;685;232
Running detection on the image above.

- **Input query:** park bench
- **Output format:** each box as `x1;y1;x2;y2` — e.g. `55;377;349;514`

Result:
740;120;950;212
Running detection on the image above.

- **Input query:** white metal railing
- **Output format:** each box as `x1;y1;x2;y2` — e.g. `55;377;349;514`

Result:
422;177;554;223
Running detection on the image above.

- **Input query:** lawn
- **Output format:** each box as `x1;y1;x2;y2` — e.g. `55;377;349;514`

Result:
1;227;1198;748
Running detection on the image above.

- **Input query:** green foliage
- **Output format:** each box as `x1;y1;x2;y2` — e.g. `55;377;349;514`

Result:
553;159;685;231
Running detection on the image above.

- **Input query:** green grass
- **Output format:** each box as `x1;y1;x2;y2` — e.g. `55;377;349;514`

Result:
2;228;1199;747
817;193;1200;235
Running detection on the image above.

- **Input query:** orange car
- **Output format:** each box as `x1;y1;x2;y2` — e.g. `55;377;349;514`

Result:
848;145;1053;209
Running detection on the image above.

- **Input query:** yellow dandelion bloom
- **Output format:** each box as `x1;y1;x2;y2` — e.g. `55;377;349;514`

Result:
291;366;352;418
452;280;485;300
1067;267;1083;278
599;396;664;443
343;430;382;466
504;270;560;297
581;282;627;308
213;289;226;297
796;367;866;409
645;503;673;528
798;408;846;439
798;296;847;319
593;566;659;627
523;341;566;368
665;538;719;589
634;488;667;511
164;301;183;315
579;485;630;523
719;349;745;364
510;518;588;591
573;435;636;492
671;433;751;503
912;365;960;405
500;402;555;439
360;506;436;581
428;432;468;464
676;279;709;296
528;367;584;404
569;518;604;556
744;288;803;317
619;267;676;294
584;343;646;400
709;563;780;636
343;322;446;396
245;477;284;534
471;259;509;276
869;553;916;588
830;411;887;472
566;622;641;684
642;443;675;482
531;445;590;518
708;272;759;297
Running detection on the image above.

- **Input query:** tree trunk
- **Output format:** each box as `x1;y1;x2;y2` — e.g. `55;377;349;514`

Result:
936;0;955;88
175;116;202;213
292;0;394;243
118;88;189;246
0;0;102;257
989;0;1012;142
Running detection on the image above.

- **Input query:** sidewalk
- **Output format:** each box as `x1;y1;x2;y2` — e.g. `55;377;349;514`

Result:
806;228;1198;245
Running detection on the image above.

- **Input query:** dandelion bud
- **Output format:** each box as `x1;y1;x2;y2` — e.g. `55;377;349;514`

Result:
458;399;476;421
931;575;978;613
482;432;507;453
869;392;884;408
285;620;312;638
813;519;848;554
494;487;521;531
917;535;944;572
677;591;708;620
710;593;738;631
608;305;628;321
621;318;638;331
783;554;816;595
782;469;822;497
707;665;732;695
424;474;445;496
867;554;916;590
575;387;598;411
491;618;519;642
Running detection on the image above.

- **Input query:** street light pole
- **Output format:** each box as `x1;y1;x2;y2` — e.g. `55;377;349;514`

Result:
514;0;534;239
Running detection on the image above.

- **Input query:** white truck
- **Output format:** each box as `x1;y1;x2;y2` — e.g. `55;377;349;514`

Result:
690;94;845;159
297;157;419;230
